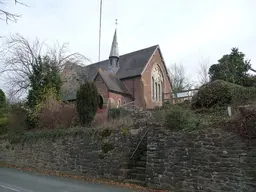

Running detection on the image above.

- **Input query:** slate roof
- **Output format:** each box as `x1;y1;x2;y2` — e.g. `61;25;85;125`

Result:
61;45;159;101
97;70;131;95
81;45;158;81
109;29;119;58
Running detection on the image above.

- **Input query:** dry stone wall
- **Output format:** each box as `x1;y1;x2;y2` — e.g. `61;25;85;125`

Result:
0;128;144;181
146;127;256;192
1;124;256;192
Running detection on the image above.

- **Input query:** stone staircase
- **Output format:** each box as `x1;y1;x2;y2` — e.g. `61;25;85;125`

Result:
124;137;147;186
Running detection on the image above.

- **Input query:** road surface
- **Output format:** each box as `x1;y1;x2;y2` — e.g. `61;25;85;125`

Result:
0;168;138;192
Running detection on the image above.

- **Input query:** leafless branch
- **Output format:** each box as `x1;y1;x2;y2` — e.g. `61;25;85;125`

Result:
197;58;210;86
0;33;89;98
250;67;256;73
168;63;192;94
0;0;28;24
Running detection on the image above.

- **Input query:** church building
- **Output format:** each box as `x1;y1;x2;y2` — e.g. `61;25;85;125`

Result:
61;29;172;109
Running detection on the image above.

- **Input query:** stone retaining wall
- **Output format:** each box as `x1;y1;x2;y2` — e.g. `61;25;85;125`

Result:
0;128;144;181
1;125;256;192
146;127;256;191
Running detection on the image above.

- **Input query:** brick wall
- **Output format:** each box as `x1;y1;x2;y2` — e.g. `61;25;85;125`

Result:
121;48;173;109
109;92;133;107
94;74;109;100
142;48;172;109
94;73;133;108
122;77;146;108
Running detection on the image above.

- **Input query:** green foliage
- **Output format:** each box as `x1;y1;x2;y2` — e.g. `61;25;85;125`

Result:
193;106;230;126
7;103;28;135
0;89;6;108
76;82;99;125
121;127;129;136
6;126;128;145
5;144;11;150
0;117;9;135
101;143;114;153
226;106;256;140
247;75;256;87
164;105;200;131
191;80;256;109
99;128;112;137
0;89;8;135
209;48;252;86
26;56;62;128
108;108;121;119
108;108;130;119
7;128;90;144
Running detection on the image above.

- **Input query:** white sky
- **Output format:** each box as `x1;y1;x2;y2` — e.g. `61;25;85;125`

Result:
1;0;256;92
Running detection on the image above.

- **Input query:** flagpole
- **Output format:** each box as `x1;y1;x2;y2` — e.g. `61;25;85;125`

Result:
98;0;102;62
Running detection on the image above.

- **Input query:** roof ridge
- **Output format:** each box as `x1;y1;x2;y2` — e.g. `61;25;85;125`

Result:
119;44;158;58
85;44;158;67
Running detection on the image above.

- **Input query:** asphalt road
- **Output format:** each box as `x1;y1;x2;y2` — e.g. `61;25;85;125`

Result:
0;168;138;192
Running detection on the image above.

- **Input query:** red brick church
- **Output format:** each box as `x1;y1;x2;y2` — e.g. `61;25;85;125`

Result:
61;29;172;109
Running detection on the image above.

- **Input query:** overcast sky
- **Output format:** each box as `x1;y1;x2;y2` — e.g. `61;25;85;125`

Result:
1;0;256;91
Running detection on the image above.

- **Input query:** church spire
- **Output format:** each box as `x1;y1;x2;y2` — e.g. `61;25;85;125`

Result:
109;20;119;58
108;19;120;73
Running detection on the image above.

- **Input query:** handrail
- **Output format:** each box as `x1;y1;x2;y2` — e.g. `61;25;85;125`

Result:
119;102;153;159
120;101;135;107
121;102;141;109
130;128;150;159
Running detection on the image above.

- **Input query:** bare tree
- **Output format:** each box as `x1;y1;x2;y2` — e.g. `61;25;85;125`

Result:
0;0;27;23
0;33;89;99
250;67;256;73
197;58;210;85
168;63;192;95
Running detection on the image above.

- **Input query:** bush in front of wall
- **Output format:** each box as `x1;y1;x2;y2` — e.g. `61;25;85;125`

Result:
165;105;200;131
108;108;130;119
76;82;99;125
0;89;8;135
0;117;9;135
191;80;256;109
0;89;6;109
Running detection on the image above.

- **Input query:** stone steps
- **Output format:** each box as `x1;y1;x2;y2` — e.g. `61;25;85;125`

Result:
130;160;146;167
129;166;146;174
126;138;147;186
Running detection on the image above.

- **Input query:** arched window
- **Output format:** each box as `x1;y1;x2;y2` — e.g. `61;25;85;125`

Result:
151;64;163;102
158;84;160;101
152;77;155;100
117;99;121;108
160;82;162;102
155;82;157;101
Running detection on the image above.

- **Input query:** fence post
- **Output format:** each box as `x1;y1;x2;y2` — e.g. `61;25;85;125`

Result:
227;106;232;117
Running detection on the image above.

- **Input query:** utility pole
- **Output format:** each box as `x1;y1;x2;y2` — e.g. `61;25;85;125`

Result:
98;0;102;62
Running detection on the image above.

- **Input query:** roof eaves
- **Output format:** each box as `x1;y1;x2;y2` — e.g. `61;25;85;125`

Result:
140;45;159;75
95;70;111;91
157;46;173;90
116;78;132;95
109;89;132;96
119;74;141;80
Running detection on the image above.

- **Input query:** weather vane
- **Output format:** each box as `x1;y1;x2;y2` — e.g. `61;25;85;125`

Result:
115;19;118;28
